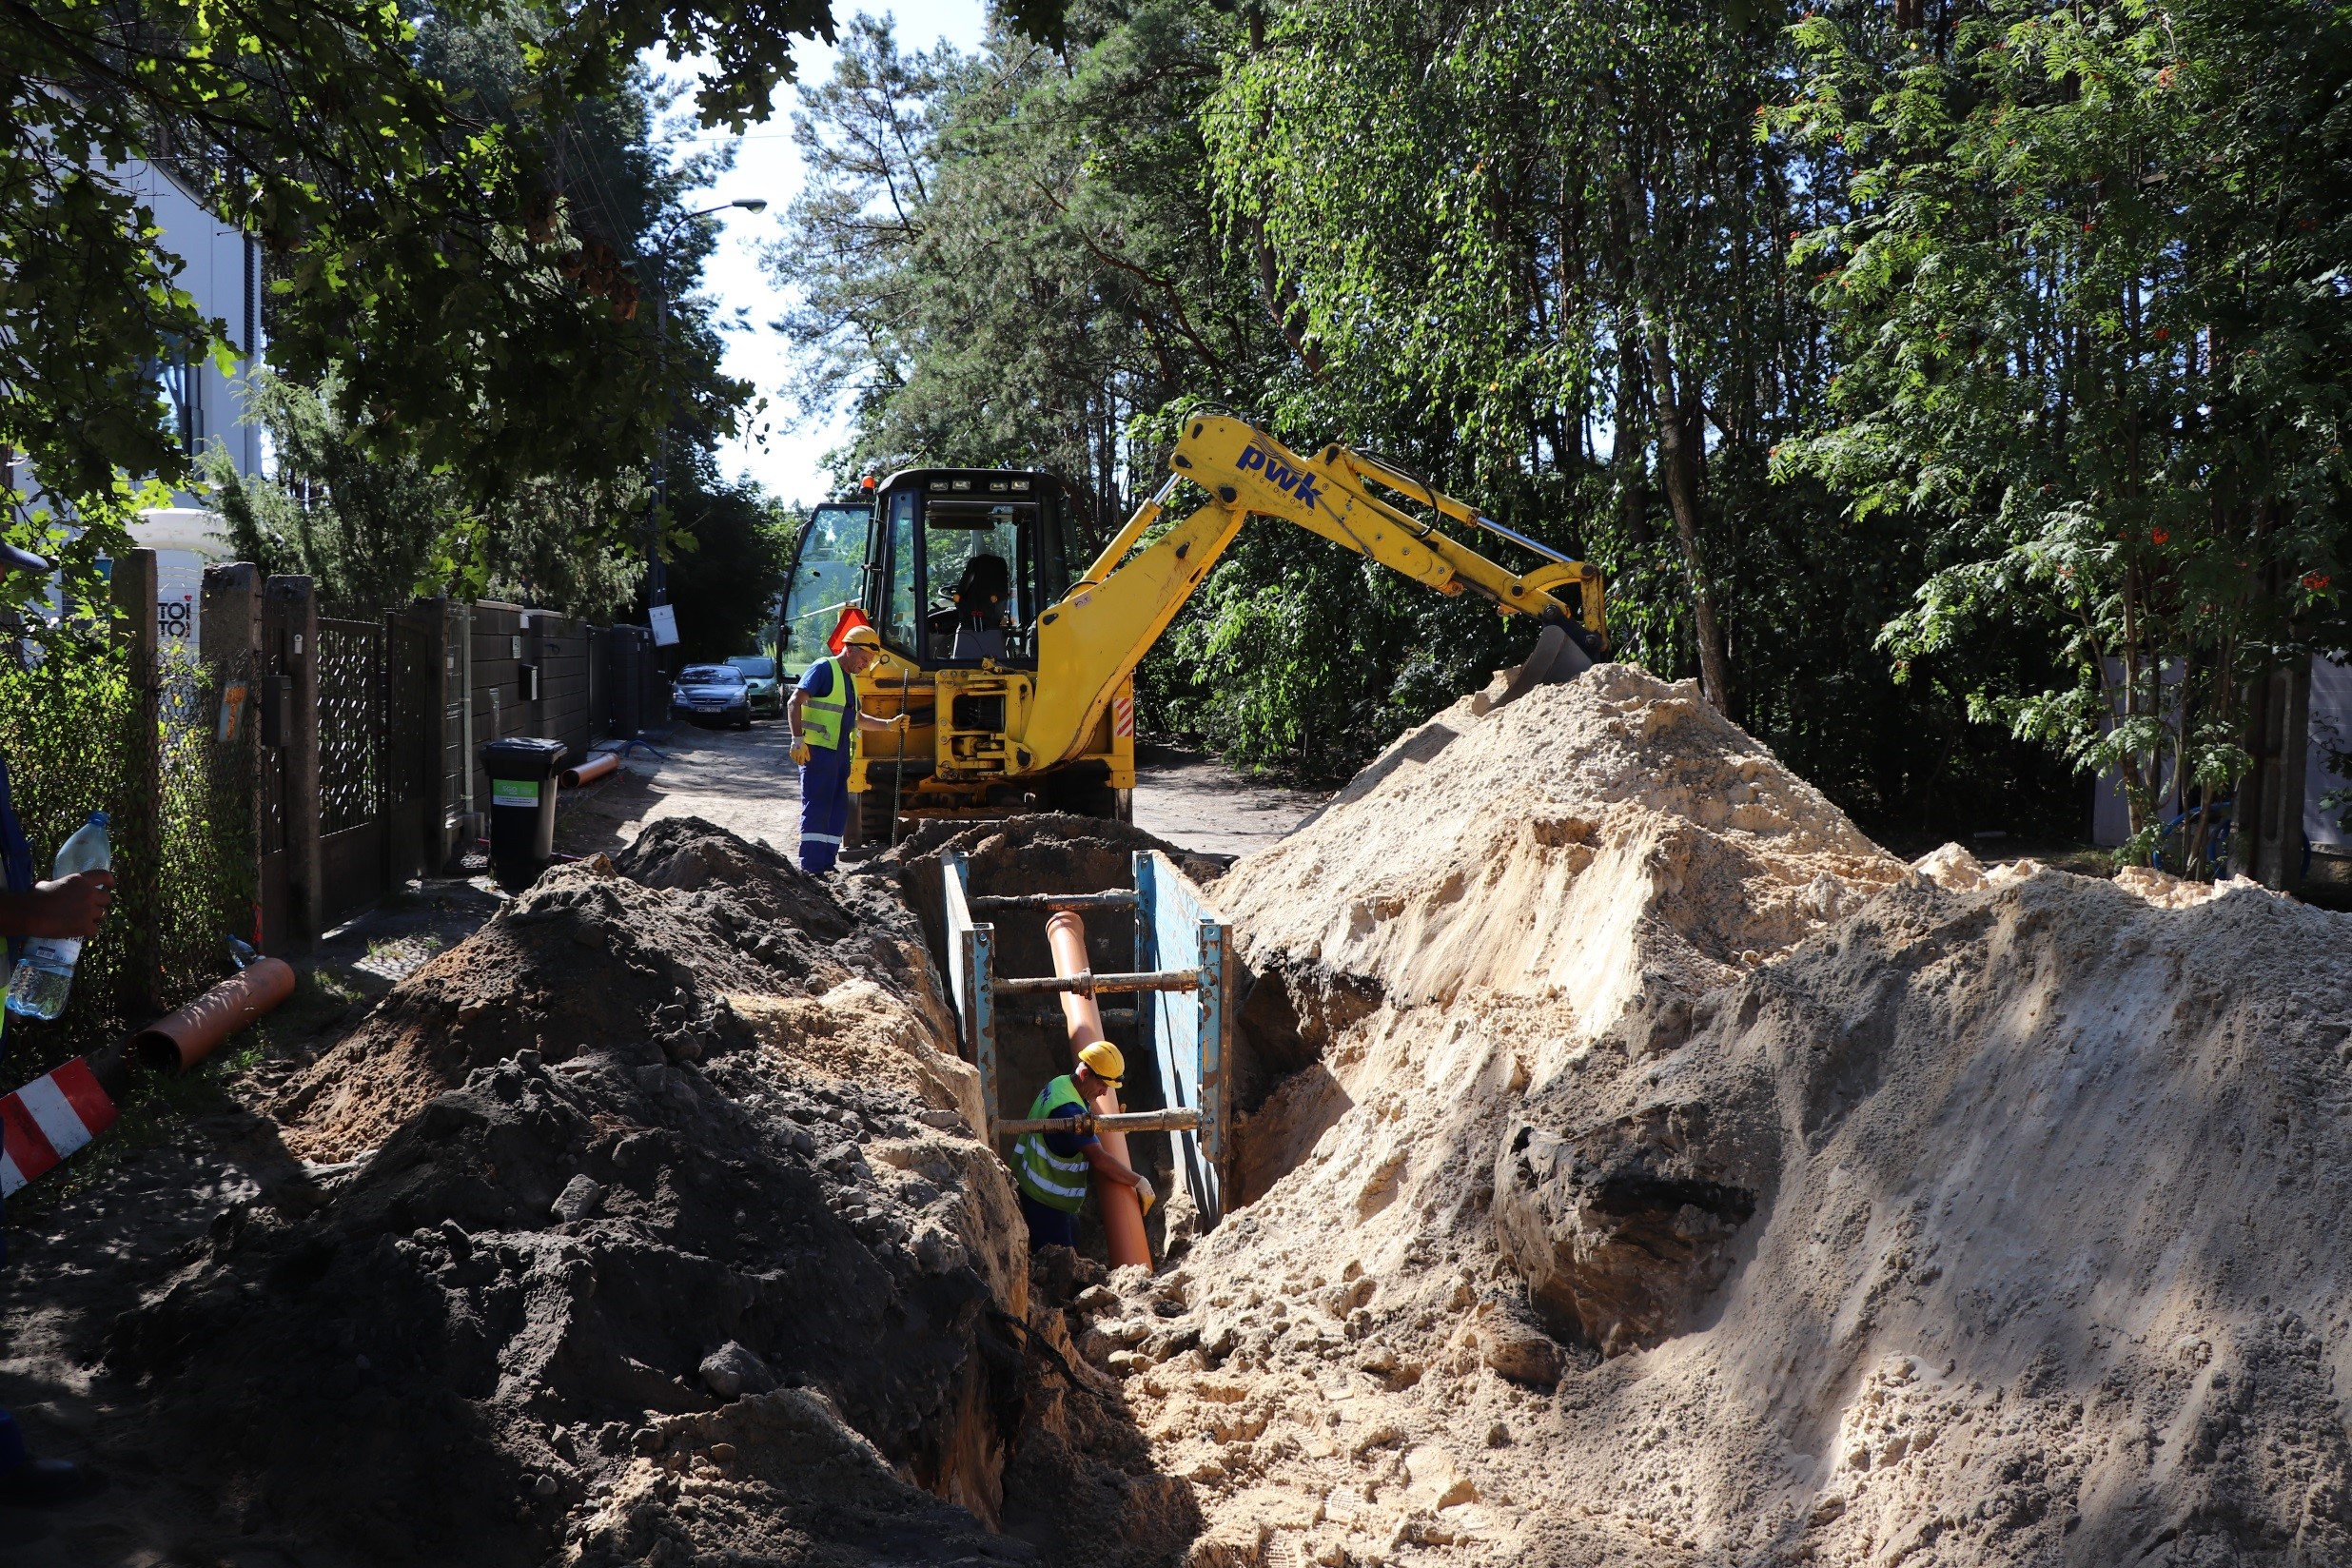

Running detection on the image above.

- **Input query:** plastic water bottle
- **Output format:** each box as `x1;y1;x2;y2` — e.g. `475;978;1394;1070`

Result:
6;812;110;1021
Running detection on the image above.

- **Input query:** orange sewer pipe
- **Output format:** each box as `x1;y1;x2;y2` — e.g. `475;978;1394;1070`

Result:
1045;911;1150;1267
126;957;298;1072
561;753;620;788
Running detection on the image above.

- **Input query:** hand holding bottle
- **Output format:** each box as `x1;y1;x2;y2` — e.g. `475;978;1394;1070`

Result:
7;812;112;1020
21;871;112;938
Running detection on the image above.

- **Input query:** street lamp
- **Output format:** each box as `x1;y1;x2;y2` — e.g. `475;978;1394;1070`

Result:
641;198;770;626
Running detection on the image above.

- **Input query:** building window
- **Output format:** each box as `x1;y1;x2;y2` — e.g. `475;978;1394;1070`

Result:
157;341;201;458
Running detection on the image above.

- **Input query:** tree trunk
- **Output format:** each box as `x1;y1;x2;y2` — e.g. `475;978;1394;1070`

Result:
1641;332;1732;711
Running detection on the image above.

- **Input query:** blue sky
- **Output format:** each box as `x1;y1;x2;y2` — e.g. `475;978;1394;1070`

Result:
651;2;990;509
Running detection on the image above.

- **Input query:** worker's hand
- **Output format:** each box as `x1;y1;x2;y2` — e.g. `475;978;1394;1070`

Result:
791;740;812;767
894;712;911;729
19;871;115;939
1132;1172;1156;1215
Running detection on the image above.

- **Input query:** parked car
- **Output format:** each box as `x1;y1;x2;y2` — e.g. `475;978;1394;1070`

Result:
727;655;783;718
671;663;754;729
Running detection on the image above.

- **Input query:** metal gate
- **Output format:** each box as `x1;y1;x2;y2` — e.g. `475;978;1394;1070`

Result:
315;612;440;928
318;616;387;928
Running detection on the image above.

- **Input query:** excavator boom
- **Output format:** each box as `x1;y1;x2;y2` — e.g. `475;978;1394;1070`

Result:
1018;416;1604;775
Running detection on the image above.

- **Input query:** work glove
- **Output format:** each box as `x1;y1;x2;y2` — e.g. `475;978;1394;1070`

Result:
791;740;812;767
1132;1173;1156;1215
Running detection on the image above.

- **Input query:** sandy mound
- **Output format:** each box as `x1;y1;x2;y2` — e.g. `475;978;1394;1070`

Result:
1075;669;2352;1567
1220;665;1905;1055
1212;667;1907;1205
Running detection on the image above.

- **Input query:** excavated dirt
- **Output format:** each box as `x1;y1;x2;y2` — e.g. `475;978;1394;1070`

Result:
18;668;2352;1568
1064;666;2352;1568
76;819;1190;1566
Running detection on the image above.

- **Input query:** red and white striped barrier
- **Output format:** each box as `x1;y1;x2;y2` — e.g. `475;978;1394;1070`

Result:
0;1058;118;1196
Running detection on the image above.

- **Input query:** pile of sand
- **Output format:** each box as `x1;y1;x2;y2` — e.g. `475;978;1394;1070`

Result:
1077;666;2352;1567
1211;667;1907;1205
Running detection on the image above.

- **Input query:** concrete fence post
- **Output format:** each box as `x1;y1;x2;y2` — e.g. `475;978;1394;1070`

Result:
201;563;265;947
266;576;322;948
109;549;163;1013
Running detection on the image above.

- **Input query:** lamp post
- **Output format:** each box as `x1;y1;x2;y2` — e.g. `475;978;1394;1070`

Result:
641;198;768;629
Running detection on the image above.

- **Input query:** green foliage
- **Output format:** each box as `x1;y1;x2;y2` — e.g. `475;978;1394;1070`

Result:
198;28;756;624
3;0;1067;553
1774;0;2352;855
768;3;1280;523
1181;0;2081;824
662;481;794;659
207;371;651;619
0;620;251;1069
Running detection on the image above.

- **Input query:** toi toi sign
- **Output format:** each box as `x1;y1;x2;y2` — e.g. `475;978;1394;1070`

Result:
154;550;204;656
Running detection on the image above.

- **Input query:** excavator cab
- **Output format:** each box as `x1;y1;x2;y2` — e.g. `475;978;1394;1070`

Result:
776;498;875;677
842;468;1119;845
863;469;1084;670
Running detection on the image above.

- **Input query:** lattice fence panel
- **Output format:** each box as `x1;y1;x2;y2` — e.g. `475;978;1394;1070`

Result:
318;617;384;835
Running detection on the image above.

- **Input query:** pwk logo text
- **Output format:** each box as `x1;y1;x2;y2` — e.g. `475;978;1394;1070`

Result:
1236;444;1322;512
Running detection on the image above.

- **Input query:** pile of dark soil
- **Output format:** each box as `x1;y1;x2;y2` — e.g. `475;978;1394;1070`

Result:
272;818;933;1161
68;819;1200;1567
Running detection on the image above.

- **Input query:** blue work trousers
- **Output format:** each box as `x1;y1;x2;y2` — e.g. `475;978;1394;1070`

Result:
797;740;853;873
1019;1192;1080;1250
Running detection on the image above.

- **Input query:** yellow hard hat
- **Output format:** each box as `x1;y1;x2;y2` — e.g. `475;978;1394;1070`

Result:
1077;1040;1125;1086
840;625;882;648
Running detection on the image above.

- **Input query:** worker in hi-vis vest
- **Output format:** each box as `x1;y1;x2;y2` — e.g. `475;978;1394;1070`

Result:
788;624;905;873
0;535;115;1510
1011;1041;1156;1251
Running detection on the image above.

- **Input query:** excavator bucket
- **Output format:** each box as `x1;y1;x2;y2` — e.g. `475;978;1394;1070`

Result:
1494;619;1596;709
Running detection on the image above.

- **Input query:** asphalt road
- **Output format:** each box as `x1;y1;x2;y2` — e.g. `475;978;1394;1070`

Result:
552;720;1326;864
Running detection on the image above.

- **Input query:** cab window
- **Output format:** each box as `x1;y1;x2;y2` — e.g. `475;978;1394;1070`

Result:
883;489;921;655
777;502;872;676
926;499;1032;663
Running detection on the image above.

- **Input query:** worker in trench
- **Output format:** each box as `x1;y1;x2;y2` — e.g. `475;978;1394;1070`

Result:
787;624;907;873
1011;1040;1156;1252
0;538;117;1511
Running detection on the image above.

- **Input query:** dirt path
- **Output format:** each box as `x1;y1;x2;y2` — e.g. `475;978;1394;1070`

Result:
1129;744;1326;861
554;723;1327;864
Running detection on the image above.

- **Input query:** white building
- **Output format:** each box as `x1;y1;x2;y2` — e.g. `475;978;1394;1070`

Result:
0;159;266;657
2092;654;2352;869
4;157;265;512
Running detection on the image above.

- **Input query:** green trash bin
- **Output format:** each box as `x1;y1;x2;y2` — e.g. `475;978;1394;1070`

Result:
480;736;568;889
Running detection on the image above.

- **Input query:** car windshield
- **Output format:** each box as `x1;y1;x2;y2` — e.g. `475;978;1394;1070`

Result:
728;657;776;679
679;666;742;684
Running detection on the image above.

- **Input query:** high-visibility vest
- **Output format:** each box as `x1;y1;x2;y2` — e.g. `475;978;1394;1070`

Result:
1012;1075;1091;1215
801;656;854;750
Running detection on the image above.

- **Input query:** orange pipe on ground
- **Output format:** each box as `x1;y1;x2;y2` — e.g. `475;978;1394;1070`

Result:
126;957;298;1072
1046;911;1150;1268
560;752;620;788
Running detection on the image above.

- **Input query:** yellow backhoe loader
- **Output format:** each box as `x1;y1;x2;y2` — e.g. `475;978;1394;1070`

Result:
772;415;1605;843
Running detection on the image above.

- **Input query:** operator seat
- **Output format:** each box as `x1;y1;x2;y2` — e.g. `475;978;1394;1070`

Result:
948;553;1012;660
